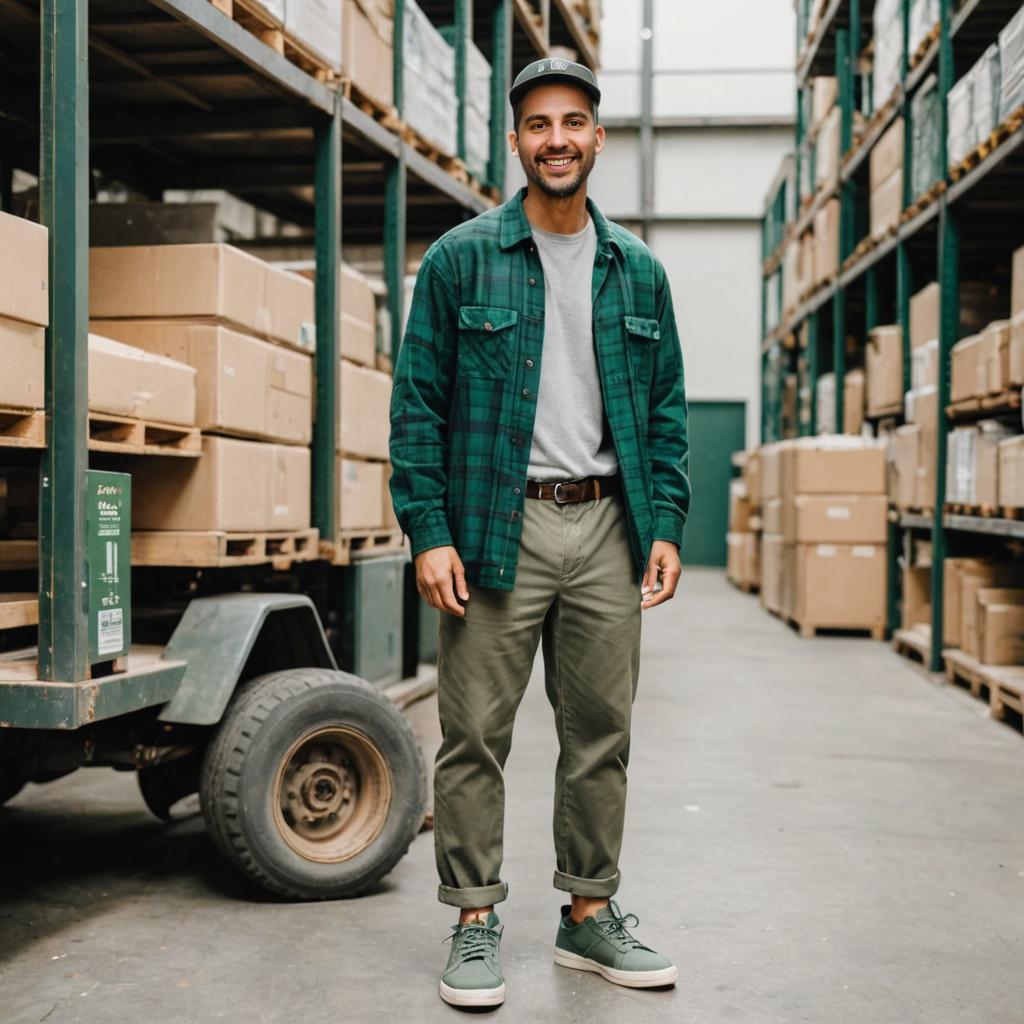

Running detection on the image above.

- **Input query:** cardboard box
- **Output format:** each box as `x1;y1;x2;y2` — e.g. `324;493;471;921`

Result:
90;244;315;352
782;494;888;544
729;479;753;532
812;76;838;126
341;263;378;367
944;558;993;647
790;543;886;631
744;448;763;509
870;170;903;240
814;199;841;283
890;425;921;511
90;319;312;444
815;106;841;192
1009;312;1024;386
285;0;342;72
870;117;905;190
338;457;385;530
760;443;783;500
726;532;744;583
0;211;48;327
760;534;784;614
382;462;400;530
342;0;394;110
844;369;865;434
764;498;783;536
975;588;1024;664
132;436;310;532
339;359;392;460
902;564;932;630
910;338;938;389
950;334;984;402
911;388;938;510
910;282;941;349
947;422;1011;506
88;334;196;426
961;574;1024;657
866;325;903;414
0;316;44;409
981;319;1012;393
999;435;1024;508
782;438;887;495
1013;244;1024;318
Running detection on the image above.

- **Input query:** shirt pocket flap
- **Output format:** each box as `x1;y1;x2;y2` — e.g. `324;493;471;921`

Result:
624;315;661;341
459;306;519;333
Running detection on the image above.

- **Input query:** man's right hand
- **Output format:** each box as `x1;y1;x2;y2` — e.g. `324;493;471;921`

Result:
414;546;470;617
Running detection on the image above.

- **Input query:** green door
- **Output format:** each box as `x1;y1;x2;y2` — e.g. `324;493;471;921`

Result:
681;400;746;567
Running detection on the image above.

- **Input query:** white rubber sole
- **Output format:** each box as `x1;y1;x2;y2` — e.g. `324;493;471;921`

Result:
439;980;506;1007
553;948;679;988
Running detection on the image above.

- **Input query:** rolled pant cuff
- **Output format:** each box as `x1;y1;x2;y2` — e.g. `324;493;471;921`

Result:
437;881;509;908
552;868;621;898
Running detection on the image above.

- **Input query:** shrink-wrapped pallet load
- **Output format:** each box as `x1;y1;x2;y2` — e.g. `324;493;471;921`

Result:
404;0;457;155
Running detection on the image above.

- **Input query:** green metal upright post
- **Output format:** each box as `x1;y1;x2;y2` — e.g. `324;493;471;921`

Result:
865;265;879;332
311;102;342;543
454;0;469;165
808;311;819;433
897;243;913;394
833;28;852;434
489;0;512;192
38;0;89;683
387;0;408;360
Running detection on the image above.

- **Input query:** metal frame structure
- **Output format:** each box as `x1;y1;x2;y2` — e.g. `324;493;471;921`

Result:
760;0;1024;669
0;0;574;713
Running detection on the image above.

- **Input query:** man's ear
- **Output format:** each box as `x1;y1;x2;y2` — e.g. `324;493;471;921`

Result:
507;129;518;156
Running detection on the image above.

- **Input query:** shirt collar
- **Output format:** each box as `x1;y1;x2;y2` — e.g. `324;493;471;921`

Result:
499;187;619;260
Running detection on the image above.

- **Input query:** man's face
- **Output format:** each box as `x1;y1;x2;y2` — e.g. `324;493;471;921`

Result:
509;83;605;198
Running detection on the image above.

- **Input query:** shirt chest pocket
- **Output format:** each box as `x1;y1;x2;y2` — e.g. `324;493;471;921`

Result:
624;315;660;381
457;306;519;380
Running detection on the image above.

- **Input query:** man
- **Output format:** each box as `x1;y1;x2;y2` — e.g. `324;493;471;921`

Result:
389;58;690;1008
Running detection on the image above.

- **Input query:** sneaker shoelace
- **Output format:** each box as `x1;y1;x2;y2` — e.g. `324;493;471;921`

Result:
444;921;502;964
597;899;652;952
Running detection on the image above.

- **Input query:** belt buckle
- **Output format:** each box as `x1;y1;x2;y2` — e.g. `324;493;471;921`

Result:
552;481;574;504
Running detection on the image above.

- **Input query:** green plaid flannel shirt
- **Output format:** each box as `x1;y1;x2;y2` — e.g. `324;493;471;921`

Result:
389;188;690;591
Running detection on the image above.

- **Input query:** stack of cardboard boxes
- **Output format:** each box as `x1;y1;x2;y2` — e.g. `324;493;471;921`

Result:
944;558;1024;665
760;437;888;637
338;263;397;535
996;245;1024;512
726;451;761;593
90;243;314;535
342;0;394;110
404;0;457;155
814;369;865;435
870;117;904;240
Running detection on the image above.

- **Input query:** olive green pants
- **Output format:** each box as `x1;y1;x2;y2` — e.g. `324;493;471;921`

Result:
434;494;641;909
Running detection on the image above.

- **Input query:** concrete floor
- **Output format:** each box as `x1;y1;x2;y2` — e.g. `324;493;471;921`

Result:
2;568;1023;1023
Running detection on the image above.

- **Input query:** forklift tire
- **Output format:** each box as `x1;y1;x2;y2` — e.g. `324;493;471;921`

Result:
200;668;426;900
138;751;203;822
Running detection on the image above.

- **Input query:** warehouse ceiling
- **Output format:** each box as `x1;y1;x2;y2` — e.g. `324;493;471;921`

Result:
0;0;481;245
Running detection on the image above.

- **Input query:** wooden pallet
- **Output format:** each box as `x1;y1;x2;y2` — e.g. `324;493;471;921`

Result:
944;649;1024;732
949;106;1024;182
0;593;39;630
340;77;402;132
401;124;469;183
900;179;947;223
908;21;940;71
730;579;759;595
944;502;1000;518
943;648;993;701
208;0;340;82
865;401;903;419
789;617;886;641
999;506;1024;521
131;527;320;569
88;413;201;457
893;624;932;663
946;388;1022;421
326;528;406;566
0;406;45;449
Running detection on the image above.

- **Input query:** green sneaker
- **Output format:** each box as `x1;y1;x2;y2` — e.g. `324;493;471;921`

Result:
439;912;506;1008
554;900;679;988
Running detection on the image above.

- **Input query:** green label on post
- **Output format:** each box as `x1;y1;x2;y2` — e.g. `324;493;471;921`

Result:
86;470;131;663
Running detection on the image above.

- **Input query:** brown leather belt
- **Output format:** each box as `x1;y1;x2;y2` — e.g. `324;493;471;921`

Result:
525;475;621;503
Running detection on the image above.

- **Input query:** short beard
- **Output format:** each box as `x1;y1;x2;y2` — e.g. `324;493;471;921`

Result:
521;147;595;198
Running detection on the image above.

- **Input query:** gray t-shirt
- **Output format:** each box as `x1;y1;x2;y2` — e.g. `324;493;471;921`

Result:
527;218;619;482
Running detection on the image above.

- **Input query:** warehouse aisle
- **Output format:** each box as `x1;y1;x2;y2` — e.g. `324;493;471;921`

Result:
2;568;1023;1024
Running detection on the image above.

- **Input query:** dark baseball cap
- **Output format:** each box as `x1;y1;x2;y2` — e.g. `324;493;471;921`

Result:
509;58;601;110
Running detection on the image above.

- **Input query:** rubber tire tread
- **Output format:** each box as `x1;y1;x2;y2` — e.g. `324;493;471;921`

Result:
200;667;426;900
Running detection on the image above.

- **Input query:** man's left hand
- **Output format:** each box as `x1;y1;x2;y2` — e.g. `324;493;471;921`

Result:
641;541;682;609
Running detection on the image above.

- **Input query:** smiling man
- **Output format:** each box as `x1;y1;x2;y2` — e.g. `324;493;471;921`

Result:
389;58;690;1008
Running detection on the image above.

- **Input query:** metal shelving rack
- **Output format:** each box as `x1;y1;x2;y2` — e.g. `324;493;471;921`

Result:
760;0;1024;670
0;0;581;698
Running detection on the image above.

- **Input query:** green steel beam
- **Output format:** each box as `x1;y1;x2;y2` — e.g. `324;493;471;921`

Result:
836;29;852;154
937;0;952;174
385;155;408;361
454;0;469;164
900;0;911;81
489;0;512;191
393;0;405;116
38;0;89;683
311;102;342;543
931;197;958;670
886;519;901;637
897;242;913;394
865;264;880;331
808;311;819;434
833;290;846;434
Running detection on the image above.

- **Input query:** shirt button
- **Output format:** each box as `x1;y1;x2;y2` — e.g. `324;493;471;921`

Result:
528;278;537;286
511;511;521;520
526;358;534;368
484;322;493;332
514;487;521;495
522;388;531;398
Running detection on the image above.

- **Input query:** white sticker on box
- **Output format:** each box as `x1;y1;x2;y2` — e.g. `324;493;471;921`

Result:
816;545;837;557
97;607;123;656
852;546;876;557
300;322;317;350
826;506;852;519
273;505;288;516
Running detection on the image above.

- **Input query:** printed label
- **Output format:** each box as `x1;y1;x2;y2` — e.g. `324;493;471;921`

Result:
97;608;124;656
826;506;851;519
